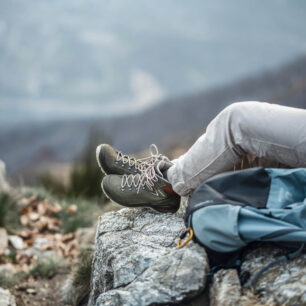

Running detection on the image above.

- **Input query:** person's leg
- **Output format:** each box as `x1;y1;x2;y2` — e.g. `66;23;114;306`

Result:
167;101;306;196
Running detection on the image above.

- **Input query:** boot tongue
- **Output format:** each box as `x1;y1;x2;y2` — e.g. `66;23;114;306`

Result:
155;160;164;177
155;159;173;178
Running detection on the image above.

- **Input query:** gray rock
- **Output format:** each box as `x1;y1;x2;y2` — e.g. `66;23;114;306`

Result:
210;247;306;306
8;235;23;250
0;287;16;306
0;161;10;192
76;227;95;247
61;276;74;305
89;207;306;306
210;269;241;306
33;237;48;250
0;228;8;254
241;246;306;306
176;196;190;218
88;208;208;306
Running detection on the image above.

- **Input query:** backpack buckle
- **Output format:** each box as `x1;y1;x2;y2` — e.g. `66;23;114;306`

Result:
177;228;194;248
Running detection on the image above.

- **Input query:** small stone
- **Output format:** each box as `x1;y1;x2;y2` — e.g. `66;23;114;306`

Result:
26;288;36;295
28;212;39;222
0;287;16;306
16;285;27;292
33;237;48;250
8;235;24;250
0;228;8;254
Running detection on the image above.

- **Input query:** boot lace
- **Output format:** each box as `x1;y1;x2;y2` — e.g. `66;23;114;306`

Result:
121;160;162;194
116;144;161;171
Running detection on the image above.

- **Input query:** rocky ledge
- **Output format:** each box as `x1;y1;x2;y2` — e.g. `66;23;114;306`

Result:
88;208;208;306
89;208;306;306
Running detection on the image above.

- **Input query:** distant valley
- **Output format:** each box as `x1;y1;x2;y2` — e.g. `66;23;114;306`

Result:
0;55;306;180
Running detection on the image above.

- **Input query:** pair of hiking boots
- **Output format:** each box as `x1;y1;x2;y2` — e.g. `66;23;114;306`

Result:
96;144;180;213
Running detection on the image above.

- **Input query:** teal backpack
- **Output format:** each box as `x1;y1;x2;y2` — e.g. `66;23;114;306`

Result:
184;167;306;288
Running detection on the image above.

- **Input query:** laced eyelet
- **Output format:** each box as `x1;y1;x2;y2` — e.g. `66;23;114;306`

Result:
120;152;163;195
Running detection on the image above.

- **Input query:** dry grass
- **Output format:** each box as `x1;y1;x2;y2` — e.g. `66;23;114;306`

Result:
29;257;69;279
0;271;28;289
62;247;94;306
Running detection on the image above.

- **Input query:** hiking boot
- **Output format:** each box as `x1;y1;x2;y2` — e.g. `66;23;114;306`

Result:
96;143;167;175
101;159;180;213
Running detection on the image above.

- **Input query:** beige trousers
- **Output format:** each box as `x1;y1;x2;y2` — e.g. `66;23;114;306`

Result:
167;102;306;196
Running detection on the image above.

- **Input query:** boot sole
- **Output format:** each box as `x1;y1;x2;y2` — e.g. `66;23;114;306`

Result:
101;180;179;213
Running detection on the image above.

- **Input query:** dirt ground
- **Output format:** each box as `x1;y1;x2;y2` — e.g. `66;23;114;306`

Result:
11;274;68;306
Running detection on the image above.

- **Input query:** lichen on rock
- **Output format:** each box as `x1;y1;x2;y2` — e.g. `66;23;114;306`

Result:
88;208;208;306
209;246;306;306
240;246;306;306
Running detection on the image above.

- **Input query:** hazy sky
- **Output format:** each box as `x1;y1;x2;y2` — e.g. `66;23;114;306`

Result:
1;0;306;125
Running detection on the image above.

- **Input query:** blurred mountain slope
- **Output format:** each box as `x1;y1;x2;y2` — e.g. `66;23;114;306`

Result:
110;54;306;151
0;55;306;178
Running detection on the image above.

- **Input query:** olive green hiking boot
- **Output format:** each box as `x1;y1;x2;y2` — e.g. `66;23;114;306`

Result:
96;143;166;175
101;159;180;213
